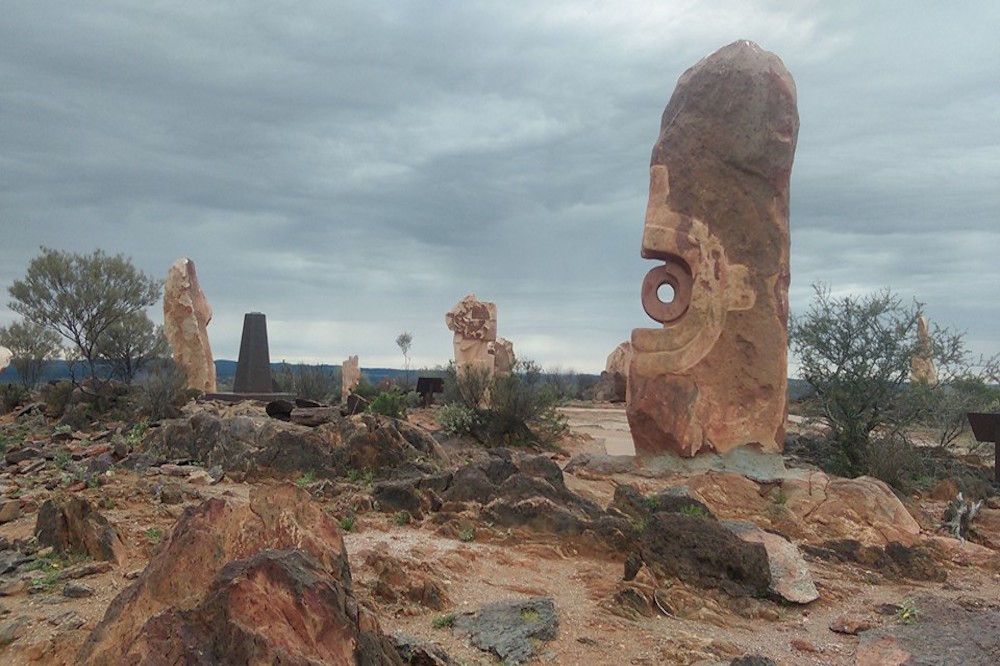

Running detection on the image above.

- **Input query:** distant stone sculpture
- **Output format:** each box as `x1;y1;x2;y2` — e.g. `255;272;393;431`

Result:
489;338;516;376
605;341;633;379
445;294;497;375
0;346;12;376
163;258;216;393
911;314;938;384
627;41;799;458
342;355;360;402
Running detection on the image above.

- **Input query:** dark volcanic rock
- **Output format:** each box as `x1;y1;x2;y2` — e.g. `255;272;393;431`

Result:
802;539;946;583
453;596;558;665
640;512;771;597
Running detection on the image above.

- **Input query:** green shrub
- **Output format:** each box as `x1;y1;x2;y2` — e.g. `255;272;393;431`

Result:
273;363;341;403
1;384;30;413
441;360;567;448
369;387;407;419
438;403;478;437
432;612;457;629
134;360;190;421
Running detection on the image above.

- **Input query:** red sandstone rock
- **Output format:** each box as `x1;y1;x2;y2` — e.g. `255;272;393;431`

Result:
627;41;798;458
685;471;921;546
34;495;127;566
77;484;402;665
163;257;216;393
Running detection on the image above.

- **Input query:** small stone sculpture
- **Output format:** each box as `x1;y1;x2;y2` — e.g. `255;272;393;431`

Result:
163;258;216;393
910;314;938;384
627;41;799;458
489;338;516;376
445;294;497;375
342;355;360;402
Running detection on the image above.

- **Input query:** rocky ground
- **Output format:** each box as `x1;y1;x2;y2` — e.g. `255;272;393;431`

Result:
2;401;1000;665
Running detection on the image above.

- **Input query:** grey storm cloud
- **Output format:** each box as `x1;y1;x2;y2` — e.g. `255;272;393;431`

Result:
2;1;998;371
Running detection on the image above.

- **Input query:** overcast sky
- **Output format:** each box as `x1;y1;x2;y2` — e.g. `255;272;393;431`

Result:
2;1;998;373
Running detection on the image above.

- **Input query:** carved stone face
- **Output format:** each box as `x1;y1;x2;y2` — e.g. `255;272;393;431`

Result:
627;41;799;458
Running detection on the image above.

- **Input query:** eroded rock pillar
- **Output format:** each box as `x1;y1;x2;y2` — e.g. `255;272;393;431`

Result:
627;41;799;458
163;258;216;393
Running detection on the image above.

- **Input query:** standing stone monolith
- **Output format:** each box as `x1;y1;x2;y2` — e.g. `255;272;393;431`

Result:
911;314;938;384
627;41;799;458
342;355;360;402
233;313;273;393
445;294;497;376
163;258;216;393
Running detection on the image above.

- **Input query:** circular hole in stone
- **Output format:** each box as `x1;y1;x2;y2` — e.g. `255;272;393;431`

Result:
657;282;676;304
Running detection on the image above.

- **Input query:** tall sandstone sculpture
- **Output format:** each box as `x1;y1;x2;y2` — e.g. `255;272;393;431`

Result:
163;258;216;393
627;41;799;458
445;294;498;375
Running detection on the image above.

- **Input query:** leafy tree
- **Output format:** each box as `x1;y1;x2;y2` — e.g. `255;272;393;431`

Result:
8;248;161;380
95;311;168;384
790;283;991;476
0;319;63;388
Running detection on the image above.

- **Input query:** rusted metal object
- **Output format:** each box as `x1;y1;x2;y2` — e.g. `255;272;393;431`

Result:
967;412;1000;483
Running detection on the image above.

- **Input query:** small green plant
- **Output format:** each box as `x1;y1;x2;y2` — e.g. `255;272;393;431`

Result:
458;528;475;542
438;403;478;437
339;516;356;532
519;608;541;623
53;449;72;470
52;423;73;437
345;468;374;486
145;527;163;544
393;511;411;526
678;504;708;517
644;494;660;512
896;597;919;625
432;612;457;629
369;388;407;419
295;471;317;488
30;570;62;593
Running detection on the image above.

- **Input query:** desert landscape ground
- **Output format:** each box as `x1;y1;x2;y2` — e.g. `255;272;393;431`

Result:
2;398;1000;666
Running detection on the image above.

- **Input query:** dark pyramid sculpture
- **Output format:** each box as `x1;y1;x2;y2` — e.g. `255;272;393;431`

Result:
234;312;273;393
202;311;293;403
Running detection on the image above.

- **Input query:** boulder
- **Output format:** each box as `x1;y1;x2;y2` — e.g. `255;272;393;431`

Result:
453;596;557;665
35;495;126;566
627;41;798;458
721;520;818;603
639;512;771;598
77;484;402;665
139;410;443;481
163;257;216;393
684;471;922;546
